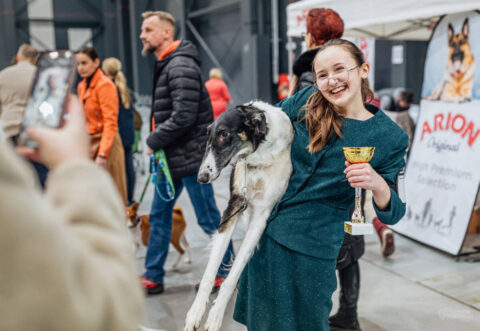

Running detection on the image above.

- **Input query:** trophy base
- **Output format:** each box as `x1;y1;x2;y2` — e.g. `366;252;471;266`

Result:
344;222;373;235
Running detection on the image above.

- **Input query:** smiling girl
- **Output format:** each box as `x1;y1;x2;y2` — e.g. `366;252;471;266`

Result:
233;39;409;330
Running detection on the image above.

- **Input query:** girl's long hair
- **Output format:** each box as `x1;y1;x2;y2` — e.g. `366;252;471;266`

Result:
102;57;131;108
303;39;374;153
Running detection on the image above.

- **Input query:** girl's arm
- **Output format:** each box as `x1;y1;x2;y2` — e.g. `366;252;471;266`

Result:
344;132;409;225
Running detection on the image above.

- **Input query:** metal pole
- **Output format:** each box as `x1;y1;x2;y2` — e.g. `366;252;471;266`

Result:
288;36;293;82
128;0;140;93
178;0;186;40
271;0;279;84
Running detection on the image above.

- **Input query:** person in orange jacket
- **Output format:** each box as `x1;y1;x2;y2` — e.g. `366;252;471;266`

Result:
205;68;232;120
76;47;127;205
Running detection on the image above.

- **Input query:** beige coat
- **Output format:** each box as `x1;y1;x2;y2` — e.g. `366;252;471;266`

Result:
0;61;36;139
0;142;142;331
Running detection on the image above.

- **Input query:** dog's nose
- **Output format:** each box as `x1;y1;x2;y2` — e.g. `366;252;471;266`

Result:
197;172;210;183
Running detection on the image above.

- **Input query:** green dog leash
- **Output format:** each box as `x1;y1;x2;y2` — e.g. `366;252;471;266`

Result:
153;149;175;201
138;149;175;203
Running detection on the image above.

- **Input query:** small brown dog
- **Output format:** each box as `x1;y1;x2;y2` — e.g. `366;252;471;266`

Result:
126;202;192;268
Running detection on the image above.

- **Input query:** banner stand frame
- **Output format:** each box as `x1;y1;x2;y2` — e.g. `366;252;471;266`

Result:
455;186;480;262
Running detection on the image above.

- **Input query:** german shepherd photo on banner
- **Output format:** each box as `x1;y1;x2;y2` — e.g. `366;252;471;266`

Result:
428;18;475;102
422;12;480;103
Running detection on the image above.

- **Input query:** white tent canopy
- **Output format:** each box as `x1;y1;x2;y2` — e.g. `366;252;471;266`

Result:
287;0;480;40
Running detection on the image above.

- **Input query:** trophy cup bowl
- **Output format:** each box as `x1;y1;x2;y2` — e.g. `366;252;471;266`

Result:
343;147;375;164
342;147;375;235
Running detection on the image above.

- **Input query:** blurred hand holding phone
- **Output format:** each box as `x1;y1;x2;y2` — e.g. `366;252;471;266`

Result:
16;50;90;169
16;95;90;170
17;50;77;148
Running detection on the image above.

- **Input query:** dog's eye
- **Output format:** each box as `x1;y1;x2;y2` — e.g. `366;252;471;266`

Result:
220;131;229;138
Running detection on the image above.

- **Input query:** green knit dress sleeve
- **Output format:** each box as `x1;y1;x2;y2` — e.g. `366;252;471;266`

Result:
372;130;409;225
275;86;316;121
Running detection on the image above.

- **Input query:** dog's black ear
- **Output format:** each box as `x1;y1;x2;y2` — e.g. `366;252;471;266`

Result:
462;18;469;38
448;23;454;42
240;105;268;151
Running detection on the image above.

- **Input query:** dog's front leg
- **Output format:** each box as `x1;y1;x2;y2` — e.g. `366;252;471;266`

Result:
204;207;270;331
184;225;235;331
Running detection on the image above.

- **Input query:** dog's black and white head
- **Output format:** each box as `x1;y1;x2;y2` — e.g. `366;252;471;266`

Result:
198;104;268;183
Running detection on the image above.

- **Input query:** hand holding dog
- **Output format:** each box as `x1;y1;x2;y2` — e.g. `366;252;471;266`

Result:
17;95;89;169
344;161;391;210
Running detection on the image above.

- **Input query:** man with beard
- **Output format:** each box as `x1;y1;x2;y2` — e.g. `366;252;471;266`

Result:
138;11;234;295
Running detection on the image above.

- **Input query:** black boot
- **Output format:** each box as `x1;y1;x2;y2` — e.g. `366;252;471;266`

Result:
329;261;361;331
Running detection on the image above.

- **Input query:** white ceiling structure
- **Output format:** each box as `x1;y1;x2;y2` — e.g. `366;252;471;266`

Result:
287;0;480;40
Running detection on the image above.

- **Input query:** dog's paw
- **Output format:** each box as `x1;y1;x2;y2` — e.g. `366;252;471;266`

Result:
184;256;192;264
204;300;226;331
184;298;209;331
172;252;184;269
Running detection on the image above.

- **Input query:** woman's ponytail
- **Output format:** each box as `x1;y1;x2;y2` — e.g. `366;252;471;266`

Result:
102;57;131;109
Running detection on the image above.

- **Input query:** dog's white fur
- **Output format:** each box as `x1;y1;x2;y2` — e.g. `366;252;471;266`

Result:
184;101;294;331
128;222;144;254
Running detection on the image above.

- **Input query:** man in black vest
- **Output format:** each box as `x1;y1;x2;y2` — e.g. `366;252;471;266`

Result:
139;10;233;295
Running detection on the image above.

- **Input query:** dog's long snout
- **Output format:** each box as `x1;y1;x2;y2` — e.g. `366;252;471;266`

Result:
197;172;210;183
198;149;218;183
452;52;464;61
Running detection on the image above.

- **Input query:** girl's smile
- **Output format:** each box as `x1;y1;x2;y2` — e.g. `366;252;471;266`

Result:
328;84;348;98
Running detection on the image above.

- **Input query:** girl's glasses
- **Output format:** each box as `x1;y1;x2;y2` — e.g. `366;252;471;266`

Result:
315;66;358;91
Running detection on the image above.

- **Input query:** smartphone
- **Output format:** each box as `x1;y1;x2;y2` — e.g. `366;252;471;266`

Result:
17;50;77;148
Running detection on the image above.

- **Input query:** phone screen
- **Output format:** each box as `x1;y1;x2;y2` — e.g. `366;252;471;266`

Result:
18;51;76;147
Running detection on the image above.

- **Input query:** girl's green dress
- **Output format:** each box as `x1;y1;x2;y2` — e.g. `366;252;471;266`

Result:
233;86;409;330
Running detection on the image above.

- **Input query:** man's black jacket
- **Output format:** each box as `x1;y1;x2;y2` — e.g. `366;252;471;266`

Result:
147;40;213;180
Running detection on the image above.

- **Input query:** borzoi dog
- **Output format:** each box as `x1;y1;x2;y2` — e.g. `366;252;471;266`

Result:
184;101;294;331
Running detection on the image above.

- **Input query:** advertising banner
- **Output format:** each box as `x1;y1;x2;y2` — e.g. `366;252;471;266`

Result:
393;11;480;255
393;101;480;254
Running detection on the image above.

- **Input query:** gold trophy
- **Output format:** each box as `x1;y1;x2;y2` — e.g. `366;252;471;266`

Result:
342;147;375;235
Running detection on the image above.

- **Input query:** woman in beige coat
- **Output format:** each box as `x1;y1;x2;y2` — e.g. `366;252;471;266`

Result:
3;96;142;331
